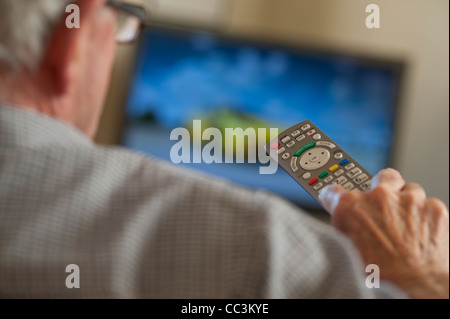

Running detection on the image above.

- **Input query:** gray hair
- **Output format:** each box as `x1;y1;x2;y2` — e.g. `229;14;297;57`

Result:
0;0;71;73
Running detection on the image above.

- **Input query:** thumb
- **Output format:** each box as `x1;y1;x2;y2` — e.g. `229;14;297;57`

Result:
318;184;347;215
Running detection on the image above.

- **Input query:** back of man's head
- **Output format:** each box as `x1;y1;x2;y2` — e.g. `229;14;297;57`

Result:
0;0;70;74
0;0;118;138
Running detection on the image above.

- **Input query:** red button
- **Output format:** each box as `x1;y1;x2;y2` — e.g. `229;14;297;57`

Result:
309;178;318;186
271;142;280;150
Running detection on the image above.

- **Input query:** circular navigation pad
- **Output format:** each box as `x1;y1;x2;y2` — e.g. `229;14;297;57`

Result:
299;147;330;171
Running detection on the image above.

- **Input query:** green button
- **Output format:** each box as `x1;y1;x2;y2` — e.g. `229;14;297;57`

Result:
293;142;316;157
319;171;329;178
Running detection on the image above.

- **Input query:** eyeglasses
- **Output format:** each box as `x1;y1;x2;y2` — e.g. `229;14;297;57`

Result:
106;0;150;44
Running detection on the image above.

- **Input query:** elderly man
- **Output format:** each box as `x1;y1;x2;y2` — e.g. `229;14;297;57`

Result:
0;0;448;299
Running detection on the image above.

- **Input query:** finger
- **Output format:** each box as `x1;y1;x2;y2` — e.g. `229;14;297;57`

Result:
424;198;449;239
318;184;347;215
426;198;449;218
371;168;405;192
401;183;427;200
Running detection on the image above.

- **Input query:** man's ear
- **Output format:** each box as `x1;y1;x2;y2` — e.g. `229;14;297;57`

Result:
40;0;105;95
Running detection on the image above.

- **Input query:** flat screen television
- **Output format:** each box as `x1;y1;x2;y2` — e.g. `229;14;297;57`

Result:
121;24;404;210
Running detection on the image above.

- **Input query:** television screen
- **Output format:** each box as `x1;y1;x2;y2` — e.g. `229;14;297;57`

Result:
122;25;403;209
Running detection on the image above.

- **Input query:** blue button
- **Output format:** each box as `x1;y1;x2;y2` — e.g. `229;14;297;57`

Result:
340;158;349;166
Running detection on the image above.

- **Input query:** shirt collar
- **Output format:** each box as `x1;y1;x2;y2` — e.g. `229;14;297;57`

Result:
0;104;93;149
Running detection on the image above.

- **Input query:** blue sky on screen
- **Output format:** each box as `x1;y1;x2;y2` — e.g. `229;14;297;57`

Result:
125;28;400;174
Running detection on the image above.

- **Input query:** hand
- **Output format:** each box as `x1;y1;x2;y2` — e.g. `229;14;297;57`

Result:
318;168;449;299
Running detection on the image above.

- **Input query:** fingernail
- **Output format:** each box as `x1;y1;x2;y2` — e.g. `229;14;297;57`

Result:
318;186;330;200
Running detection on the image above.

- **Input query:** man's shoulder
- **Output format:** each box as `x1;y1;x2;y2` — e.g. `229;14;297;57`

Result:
88;144;300;217
73;143;267;203
90;144;228;186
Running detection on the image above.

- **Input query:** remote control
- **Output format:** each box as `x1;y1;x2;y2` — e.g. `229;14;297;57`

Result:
266;120;373;201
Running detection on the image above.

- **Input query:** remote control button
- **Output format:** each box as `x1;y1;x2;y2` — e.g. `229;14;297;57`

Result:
329;164;339;172
313;183;323;191
302;172;311;180
286;141;296;148
301;124;311;131
296;135;306;142
293;142;316;157
354;173;369;184
309;178;319;186
334;169;345;177
307;130;316;136
277;147;286;155
347;167;362;179
345;163;355;170
309;154;320;162
271;142;280;150
281;136;291;144
291;130;301;138
316;141;336;149
333;176;348;185
290;157;298;172
360;179;372;191
299;148;330;171
339;158;350;166
282;153;290;160
319;171;328;178
334;153;343;160
313;134;322;140
324;175;334;183
343;182;355;190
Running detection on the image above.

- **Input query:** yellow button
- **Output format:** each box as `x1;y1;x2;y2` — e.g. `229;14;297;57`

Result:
329;164;339;172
